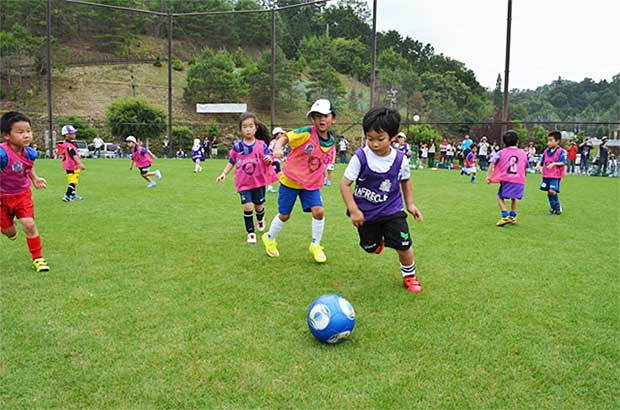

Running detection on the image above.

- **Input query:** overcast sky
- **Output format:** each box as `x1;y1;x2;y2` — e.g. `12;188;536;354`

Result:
367;0;619;90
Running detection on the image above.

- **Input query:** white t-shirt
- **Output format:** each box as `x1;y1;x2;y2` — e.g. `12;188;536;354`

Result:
338;140;349;152
428;144;436;154
344;146;410;182
93;137;104;148
446;144;454;155
479;142;489;156
421;147;428;158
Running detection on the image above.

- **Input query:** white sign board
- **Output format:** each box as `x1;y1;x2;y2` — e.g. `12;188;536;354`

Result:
196;103;247;113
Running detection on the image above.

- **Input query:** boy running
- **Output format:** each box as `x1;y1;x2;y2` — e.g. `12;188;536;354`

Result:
537;131;567;214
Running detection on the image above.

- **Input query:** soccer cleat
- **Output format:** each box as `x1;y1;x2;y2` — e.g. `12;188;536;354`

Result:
71;194;83;200
32;257;50;272
554;206;562;215
374;241;384;254
7;232;17;240
309;243;327;263
247;233;257;244
496;217;511;227
154;169;162;180
262;233;279;257
509;216;517;224
267;186;276;193
257;220;265;232
548;208;556;215
403;274;422;293
147;181;157;188
325;180;332;186
62;195;72;202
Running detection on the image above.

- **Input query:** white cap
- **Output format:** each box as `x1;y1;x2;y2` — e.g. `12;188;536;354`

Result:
306;99;336;118
125;136;137;144
397;132;407;138
272;127;285;136
61;125;77;135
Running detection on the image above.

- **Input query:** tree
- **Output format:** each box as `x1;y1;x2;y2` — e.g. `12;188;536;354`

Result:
306;60;346;103
184;47;248;104
106;97;166;141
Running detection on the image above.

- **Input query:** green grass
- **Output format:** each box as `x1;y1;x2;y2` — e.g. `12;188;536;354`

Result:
2;159;619;409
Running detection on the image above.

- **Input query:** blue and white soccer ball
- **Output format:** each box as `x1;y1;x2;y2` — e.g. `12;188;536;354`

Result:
307;294;356;344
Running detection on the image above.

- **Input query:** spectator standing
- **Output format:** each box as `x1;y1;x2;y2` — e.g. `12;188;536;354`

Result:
162;136;170;158
439;138;448;165
428;140;436;167
566;141;577;174
579;138;593;175
202;136;210;159
478;136;490;170
210;136;218;158
461;134;473;157
598;137;609;175
338;136;350;164
93;134;104;158
446;141;455;167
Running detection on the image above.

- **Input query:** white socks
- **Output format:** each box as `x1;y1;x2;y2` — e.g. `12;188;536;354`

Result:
311;218;324;245
266;215;286;240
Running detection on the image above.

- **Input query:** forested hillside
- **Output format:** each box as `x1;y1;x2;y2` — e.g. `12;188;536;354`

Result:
1;0;617;141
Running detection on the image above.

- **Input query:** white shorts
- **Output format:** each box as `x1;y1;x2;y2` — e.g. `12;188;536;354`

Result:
326;164;334;171
465;166;477;174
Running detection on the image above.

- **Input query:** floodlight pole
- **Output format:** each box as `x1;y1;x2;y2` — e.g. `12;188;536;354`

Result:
271;5;277;131
46;0;53;158
501;0;513;135
167;12;173;150
369;0;377;108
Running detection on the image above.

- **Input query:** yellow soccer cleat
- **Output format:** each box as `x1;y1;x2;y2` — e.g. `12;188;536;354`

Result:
261;233;279;257
309;243;327;263
32;258;50;272
496;217;511;227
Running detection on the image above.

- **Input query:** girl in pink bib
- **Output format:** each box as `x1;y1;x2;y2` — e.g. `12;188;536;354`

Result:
217;113;278;244
487;130;529;226
126;136;162;188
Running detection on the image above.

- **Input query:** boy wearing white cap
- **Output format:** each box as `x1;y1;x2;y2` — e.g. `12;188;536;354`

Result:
58;124;86;202
125;136;162;188
262;99;337;263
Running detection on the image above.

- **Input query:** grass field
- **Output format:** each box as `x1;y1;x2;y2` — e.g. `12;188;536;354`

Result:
2;158;619;409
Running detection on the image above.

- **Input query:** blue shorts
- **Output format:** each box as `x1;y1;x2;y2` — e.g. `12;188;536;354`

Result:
540;178;561;193
239;187;266;205
278;184;322;215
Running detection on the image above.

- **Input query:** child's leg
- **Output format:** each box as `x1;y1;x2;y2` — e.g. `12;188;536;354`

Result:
471;171;476;183
1;224;17;239
19;217;43;260
397;247;422;293
255;203;265;231
497;196;508;216
310;206;324;246
266;213;288;240
243;202;255;233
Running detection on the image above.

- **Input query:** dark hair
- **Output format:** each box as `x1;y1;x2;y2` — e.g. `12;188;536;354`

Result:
502;130;519;147
362;107;400;137
548;131;561;141
239;112;269;144
1;111;31;134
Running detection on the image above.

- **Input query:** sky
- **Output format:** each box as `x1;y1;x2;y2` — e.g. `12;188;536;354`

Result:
366;0;620;90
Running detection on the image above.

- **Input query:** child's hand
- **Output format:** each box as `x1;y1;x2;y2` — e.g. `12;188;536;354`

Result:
216;173;226;183
79;164;86;170
407;204;423;222
546;164;554;169
32;177;47;189
486;176;492;184
263;155;273;165
349;209;365;227
273;148;284;160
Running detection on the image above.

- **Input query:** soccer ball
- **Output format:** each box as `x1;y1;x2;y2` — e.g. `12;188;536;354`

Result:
307;294;356;344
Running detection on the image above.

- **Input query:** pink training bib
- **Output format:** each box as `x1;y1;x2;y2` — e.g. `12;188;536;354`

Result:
230;140;278;192
0;142;33;195
541;147;566;179
282;126;335;190
489;147;528;184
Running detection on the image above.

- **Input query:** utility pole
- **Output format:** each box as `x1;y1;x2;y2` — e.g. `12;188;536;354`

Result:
369;0;377;108
271;4;276;131
501;0;513;135
46;0;53;158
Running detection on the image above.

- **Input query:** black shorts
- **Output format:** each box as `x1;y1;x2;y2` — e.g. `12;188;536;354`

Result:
358;211;412;252
139;166;151;175
272;161;281;174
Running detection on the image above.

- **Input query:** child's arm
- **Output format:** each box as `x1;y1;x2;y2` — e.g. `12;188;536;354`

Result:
400;179;423;222
216;162;234;183
486;163;495;183
128;158;134;170
272;135;289;160
339;177;365;227
29;168;47;189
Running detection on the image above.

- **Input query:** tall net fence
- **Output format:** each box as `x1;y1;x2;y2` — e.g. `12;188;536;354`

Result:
1;0;618;158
